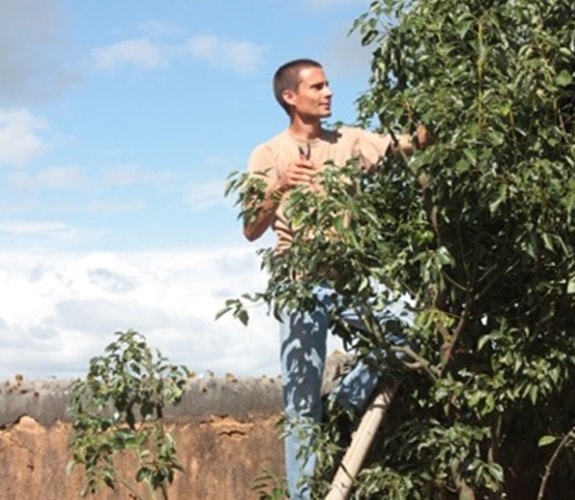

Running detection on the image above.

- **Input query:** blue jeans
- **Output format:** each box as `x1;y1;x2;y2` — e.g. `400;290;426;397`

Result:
279;283;414;499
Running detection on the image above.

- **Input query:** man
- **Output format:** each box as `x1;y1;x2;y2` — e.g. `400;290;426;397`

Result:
243;58;428;498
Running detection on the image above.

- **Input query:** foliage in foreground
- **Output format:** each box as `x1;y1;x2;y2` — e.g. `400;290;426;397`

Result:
225;0;575;498
67;330;189;500
252;469;289;500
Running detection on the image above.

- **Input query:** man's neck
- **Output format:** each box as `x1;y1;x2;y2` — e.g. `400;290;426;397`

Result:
288;116;323;141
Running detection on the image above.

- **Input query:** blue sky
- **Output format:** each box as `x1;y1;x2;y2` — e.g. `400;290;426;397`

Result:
0;0;374;380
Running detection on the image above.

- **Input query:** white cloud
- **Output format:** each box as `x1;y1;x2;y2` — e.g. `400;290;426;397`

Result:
90;28;266;75
0;220;92;252
0;220;69;236
184;179;227;210
324;25;373;81
0;108;48;166
91;38;167;71
67;199;146;216
6;162;175;201
0;0;78;105
185;34;267;74
0;248;283;380
138;19;182;39
34;165;82;188
101;163;176;187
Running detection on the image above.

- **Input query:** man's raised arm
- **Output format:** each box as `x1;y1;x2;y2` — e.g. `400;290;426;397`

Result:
243;148;317;241
243;175;285;241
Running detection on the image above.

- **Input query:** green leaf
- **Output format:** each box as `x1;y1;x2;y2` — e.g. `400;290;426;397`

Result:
556;70;573;87
538;435;559;447
237;309;249;326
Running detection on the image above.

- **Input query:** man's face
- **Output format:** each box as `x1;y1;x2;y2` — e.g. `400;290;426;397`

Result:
284;66;333;119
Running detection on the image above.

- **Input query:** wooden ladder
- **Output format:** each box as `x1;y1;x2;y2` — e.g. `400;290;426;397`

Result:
326;382;398;500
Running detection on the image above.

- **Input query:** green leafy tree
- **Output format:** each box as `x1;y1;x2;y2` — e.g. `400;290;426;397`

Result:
67;330;189;500
225;0;575;498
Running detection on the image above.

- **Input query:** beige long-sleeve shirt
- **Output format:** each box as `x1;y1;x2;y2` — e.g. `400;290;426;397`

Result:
247;126;392;252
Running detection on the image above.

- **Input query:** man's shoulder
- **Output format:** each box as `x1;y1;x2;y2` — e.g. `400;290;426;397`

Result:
324;125;365;140
333;125;362;134
251;130;290;153
248;131;291;173
321;125;368;146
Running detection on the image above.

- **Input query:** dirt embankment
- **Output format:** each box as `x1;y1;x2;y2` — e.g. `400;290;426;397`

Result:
0;376;284;500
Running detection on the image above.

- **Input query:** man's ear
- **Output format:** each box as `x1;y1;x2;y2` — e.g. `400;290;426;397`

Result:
282;89;296;107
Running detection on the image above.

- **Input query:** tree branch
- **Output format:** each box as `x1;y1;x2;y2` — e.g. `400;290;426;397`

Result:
392;345;439;382
537;427;575;500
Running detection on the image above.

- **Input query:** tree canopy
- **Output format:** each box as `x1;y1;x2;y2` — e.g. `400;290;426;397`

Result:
226;0;575;497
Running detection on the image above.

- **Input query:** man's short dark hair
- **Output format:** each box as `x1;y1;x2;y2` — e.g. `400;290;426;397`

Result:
273;59;322;115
